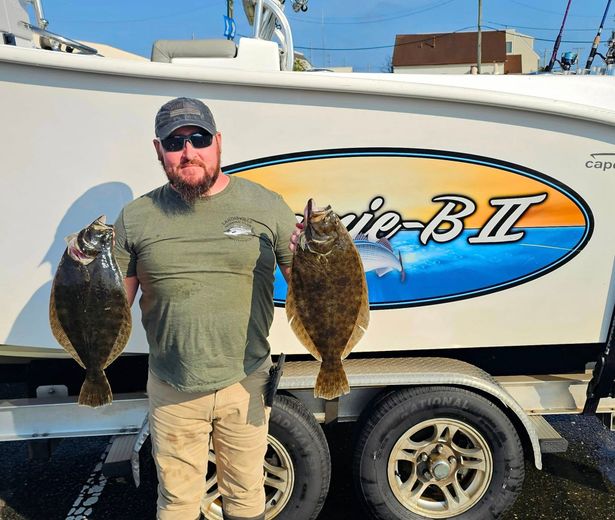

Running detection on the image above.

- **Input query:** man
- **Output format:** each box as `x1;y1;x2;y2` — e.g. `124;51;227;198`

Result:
113;97;298;520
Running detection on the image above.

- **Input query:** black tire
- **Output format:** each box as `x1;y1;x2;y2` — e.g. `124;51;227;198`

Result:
353;386;525;520
352;388;399;448
267;394;331;520
202;394;331;520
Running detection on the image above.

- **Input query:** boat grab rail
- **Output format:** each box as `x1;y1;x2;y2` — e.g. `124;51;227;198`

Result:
19;0;97;55
20;22;97;55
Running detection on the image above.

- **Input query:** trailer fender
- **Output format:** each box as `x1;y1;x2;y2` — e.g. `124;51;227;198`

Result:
280;357;543;469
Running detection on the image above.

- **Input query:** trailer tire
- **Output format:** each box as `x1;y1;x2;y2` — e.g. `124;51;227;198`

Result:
267;394;331;520
201;394;331;520
353;386;524;520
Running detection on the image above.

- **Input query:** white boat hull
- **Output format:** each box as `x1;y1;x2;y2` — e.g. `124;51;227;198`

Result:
1;45;615;356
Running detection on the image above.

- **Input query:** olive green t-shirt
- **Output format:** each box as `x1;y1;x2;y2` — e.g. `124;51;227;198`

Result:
113;176;296;392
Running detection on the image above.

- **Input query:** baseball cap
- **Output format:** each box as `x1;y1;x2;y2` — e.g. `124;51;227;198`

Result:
155;97;217;139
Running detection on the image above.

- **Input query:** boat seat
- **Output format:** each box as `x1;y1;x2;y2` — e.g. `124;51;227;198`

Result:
151;39;237;63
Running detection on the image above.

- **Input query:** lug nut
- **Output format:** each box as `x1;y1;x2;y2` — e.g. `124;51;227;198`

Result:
448;456;456;464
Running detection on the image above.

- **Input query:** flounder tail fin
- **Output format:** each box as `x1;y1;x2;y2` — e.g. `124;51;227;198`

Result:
79;370;112;408
315;359;350;400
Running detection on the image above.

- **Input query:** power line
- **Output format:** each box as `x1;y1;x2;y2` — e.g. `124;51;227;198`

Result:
288;0;459;25
506;0;603;18
483;25;603;44
294;24;604;54
55;3;220;24
295;26;476;52
486;20;614;32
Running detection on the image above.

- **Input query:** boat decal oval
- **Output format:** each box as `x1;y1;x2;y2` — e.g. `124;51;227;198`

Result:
224;148;593;309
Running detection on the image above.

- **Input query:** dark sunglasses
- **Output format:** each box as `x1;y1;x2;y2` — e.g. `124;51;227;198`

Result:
160;132;213;152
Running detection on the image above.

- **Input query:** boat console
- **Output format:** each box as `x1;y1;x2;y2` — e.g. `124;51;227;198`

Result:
0;0;306;71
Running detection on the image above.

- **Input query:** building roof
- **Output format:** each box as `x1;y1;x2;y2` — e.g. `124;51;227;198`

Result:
392;31;506;67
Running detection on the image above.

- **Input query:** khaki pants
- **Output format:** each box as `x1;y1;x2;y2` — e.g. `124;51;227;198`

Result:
147;365;271;520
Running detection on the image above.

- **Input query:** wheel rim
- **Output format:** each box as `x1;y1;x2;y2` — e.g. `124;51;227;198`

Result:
387;418;493;518
201;434;295;519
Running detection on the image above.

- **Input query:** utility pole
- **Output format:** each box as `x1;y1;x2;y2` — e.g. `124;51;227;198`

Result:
477;0;482;73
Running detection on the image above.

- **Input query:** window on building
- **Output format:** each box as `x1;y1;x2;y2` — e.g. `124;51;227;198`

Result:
506;41;513;53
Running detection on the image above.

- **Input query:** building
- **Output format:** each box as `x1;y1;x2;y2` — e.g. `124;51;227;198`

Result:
504;29;541;73
392;30;539;74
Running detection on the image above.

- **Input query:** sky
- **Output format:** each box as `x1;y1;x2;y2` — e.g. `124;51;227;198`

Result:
34;0;615;72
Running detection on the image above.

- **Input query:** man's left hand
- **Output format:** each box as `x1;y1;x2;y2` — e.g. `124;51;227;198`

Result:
289;222;304;253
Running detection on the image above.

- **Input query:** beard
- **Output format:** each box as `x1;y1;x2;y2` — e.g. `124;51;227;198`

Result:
163;154;221;204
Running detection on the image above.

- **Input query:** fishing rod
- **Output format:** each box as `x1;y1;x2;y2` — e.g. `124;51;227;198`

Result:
584;0;613;70
545;0;573;72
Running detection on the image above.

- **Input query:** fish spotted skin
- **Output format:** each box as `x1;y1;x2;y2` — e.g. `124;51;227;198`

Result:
286;200;369;400
49;216;131;407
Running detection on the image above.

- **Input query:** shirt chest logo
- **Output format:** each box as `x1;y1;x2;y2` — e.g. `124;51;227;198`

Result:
223;217;256;241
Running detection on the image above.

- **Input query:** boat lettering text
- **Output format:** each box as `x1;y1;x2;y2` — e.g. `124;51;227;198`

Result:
586;153;615;171
296;193;548;246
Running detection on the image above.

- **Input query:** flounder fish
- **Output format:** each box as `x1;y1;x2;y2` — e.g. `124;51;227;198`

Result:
49;216;131;407
286;200;369;399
